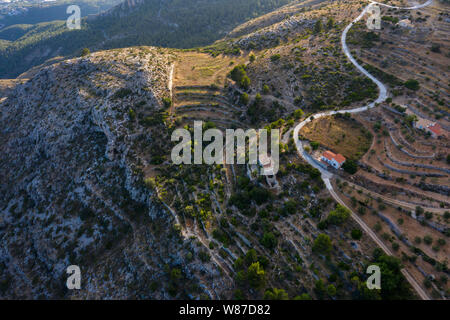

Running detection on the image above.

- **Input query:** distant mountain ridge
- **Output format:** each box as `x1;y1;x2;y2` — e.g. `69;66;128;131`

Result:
0;0;297;78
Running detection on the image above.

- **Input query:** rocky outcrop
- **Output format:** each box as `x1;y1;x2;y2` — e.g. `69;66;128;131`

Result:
0;47;231;299
234;17;316;49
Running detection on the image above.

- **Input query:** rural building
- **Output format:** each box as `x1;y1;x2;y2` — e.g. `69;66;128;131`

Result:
321;151;346;169
414;117;435;130
426;123;444;138
397;19;414;29
258;154;279;189
410;114;444;138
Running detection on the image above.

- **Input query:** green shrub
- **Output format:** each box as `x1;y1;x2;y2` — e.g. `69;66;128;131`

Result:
247;262;266;289
294;293;312;300
128;108;136;121
351;229;363;240
81;48;90;56
264;288;288;300
240;92;250;105
313;20;323;34
229;64;251;89
162;97;172;108
198;251;211;262
240;76;251;89
270;54;281;62
313;234;332;254
293;108;304;119
404;79;420;91
327;205;350;225
261;232;277;250
310;141;320;150
342;159;358;174
327;284;336;296
423;235;433;245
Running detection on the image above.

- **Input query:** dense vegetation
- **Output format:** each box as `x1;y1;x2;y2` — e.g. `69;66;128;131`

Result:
0;0;120;29
353;249;415;300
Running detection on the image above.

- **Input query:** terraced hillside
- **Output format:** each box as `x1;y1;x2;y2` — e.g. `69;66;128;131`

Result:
329;103;449;299
348;0;450;127
172;86;246;130
290;0;450;299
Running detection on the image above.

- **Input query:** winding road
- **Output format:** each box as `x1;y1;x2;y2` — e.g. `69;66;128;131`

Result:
292;0;434;300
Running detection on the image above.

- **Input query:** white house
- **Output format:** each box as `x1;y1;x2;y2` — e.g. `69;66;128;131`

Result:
321;150;346;169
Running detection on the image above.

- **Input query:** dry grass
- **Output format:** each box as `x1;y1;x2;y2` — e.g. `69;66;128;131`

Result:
0;79;27;97
301;115;372;159
174;52;247;87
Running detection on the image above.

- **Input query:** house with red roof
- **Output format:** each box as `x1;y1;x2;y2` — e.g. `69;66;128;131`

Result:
426;123;444;139
321;150;346;169
407;108;445;139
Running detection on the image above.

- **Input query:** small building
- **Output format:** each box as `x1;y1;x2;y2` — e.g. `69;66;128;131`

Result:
259;154;274;175
321;150;346;169
410;115;444;139
397;19;414;29
426;123;443;138
258;154;279;189
414;117;435;130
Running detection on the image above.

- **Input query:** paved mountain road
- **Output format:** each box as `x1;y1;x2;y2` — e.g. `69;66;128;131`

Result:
292;0;434;300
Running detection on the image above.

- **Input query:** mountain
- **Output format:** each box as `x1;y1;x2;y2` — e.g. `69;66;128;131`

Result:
1;45;373;300
0;0;371;299
0;0;296;78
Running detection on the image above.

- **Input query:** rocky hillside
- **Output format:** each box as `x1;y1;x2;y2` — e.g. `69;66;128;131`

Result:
0;0;297;78
0;47;232;299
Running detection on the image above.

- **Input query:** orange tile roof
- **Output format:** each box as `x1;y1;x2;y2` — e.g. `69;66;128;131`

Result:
322;150;336;161
427;123;443;136
322;150;346;164
334;153;346;164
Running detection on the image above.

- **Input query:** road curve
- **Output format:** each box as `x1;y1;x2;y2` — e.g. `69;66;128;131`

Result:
293;0;434;300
